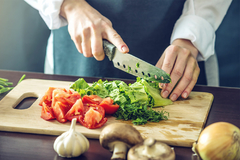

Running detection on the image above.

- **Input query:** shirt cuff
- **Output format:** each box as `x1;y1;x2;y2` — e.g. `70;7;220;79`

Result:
38;0;68;30
170;15;215;61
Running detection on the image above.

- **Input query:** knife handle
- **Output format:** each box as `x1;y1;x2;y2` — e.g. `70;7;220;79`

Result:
103;40;116;61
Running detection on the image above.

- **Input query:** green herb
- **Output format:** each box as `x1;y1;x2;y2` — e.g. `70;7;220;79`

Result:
127;66;131;73
0;87;14;94
17;74;26;84
70;77;172;125
0;78;8;82
0;74;26;95
136;62;140;68
0;80;12;86
0;77;13;94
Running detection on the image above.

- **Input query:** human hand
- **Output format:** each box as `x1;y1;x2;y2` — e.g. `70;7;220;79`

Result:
60;0;129;60
156;39;200;101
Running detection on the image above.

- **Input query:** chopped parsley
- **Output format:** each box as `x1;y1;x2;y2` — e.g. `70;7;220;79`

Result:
136;62;140;68
127;66;131;73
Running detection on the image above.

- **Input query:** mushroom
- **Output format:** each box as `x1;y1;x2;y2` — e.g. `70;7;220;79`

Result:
127;137;175;160
99;123;143;160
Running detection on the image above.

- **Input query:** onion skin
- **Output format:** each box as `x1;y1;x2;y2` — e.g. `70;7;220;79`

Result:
193;122;240;160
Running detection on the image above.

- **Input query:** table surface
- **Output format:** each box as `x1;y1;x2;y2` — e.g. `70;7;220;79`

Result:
0;69;239;160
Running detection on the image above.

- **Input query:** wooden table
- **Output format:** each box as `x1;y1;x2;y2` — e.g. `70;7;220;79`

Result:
0;70;239;160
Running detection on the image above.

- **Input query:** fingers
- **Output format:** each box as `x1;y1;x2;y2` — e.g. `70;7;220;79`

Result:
70;21;128;61
81;29;92;57
179;62;199;99
73;35;83;54
91;31;105;61
65;1;126;61
161;46;178;75
160;45;200;101
167;57;199;101
104;27;129;53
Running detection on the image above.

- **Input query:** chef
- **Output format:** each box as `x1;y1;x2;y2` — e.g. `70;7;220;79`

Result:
24;0;232;101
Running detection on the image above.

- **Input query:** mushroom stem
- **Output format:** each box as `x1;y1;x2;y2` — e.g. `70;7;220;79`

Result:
142;138;157;156
111;142;128;160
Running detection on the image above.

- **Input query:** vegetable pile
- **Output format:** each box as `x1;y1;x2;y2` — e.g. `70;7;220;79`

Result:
39;87;118;129
39;77;172;128
70;77;172;125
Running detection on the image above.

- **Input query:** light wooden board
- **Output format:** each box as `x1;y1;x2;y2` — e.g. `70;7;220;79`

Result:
0;79;213;147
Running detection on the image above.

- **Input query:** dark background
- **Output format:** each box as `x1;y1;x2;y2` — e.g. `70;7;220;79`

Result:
0;0;239;88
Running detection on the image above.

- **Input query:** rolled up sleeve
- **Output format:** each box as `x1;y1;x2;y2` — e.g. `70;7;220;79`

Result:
171;0;232;61
24;0;67;30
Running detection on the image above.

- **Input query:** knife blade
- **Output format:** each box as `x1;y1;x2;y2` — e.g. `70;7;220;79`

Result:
103;40;171;83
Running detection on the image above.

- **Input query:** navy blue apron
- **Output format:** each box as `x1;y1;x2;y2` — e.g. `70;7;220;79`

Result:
53;0;206;85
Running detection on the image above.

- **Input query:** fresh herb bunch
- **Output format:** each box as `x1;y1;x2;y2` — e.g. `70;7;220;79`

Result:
0;74;26;94
0;77;13;94
70;77;172;125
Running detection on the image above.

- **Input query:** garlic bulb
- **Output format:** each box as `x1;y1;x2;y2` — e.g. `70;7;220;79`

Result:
53;118;89;158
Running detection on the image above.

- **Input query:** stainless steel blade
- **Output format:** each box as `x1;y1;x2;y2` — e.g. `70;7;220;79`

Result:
113;50;171;83
103;40;171;83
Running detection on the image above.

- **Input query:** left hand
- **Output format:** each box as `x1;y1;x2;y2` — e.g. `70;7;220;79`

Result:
156;39;200;101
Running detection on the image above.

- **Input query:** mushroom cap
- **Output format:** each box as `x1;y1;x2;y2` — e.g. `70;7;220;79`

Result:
127;137;175;160
99;123;143;150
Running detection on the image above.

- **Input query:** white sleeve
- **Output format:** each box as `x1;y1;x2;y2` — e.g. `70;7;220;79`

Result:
24;0;67;30
171;0;232;61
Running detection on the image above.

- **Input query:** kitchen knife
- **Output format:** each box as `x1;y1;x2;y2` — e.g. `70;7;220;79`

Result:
103;40;171;83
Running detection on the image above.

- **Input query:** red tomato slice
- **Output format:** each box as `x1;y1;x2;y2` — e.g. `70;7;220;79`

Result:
41;102;55;120
88;95;103;104
39;87;56;107
100;97;119;115
78;104;107;129
51;88;81;122
53;89;81;108
65;99;85;121
52;101;68;123
65;90;81;105
82;95;101;104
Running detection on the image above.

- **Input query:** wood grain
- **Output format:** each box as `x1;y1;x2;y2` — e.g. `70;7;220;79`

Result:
0;79;213;147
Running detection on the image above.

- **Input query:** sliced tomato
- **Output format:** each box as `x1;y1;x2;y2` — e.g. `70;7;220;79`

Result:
39;87;56;107
65;99;85;121
52;101;68;123
88;95;103;104
78;104;107;129
80;116;108;129
53;88;81;108
82;95;100;104
39;87;111;129
41;102;55;120
64;90;81;106
100;97;119;115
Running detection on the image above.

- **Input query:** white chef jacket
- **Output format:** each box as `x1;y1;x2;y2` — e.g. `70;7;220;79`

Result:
24;0;232;86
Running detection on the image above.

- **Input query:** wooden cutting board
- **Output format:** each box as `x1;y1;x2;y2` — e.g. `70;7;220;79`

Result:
0;79;213;147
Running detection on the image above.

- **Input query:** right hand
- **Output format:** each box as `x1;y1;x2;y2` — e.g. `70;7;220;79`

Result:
60;0;129;60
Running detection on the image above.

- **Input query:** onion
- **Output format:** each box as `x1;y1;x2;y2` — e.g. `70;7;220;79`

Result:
192;122;240;160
